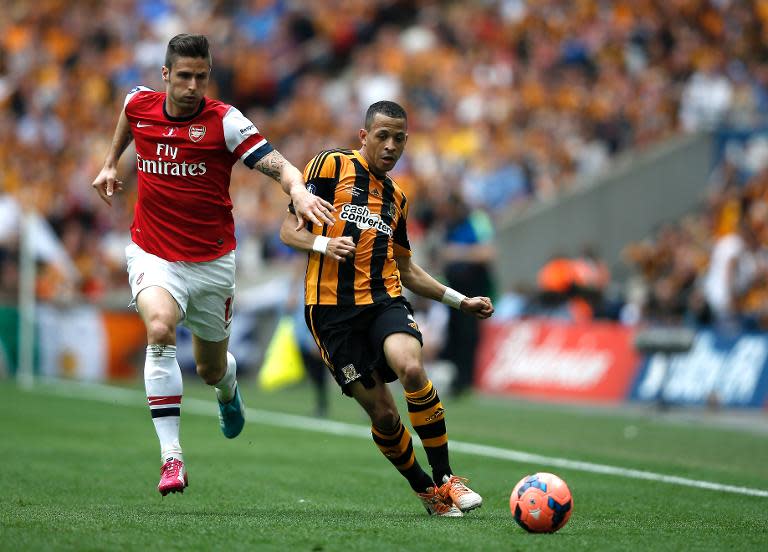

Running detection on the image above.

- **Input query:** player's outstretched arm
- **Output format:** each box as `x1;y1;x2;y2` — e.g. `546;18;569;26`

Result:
279;213;356;262
255;151;335;229
396;256;494;319
91;108;132;206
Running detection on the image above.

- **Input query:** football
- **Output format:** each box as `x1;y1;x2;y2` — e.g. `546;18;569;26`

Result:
510;472;573;533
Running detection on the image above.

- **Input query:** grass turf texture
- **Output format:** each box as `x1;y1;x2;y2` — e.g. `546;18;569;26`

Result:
1;379;767;551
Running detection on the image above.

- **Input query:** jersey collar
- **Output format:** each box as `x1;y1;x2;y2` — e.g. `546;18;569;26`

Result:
353;149;387;180
163;97;206;122
352;149;368;169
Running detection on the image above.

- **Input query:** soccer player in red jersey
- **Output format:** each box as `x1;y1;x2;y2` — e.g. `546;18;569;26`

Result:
91;34;334;496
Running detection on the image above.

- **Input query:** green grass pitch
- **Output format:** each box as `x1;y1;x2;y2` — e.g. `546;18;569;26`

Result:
1;379;767;551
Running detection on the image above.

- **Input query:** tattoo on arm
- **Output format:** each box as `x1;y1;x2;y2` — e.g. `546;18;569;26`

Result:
256;151;286;182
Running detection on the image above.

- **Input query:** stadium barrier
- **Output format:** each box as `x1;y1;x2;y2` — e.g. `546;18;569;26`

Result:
0;304;272;381
5;304;768;410
476;319;768;409
6;305;147;381
1;279;290;382
631;330;768;408
475;319;639;404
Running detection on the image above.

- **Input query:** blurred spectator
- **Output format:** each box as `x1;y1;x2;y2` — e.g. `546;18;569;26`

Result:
287;253;328;417
409;294;449;364
623;164;768;331
622;218;710;327
493;282;532;321
572;244;611;316
4;0;768;306
704;216;766;328
534;253;577;319
437;193;495;396
531;244;611;323
679;52;734;132
410;293;454;393
0;195;20;302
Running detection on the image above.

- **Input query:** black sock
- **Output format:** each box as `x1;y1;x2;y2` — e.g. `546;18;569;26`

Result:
405;380;453;484
371;420;434;492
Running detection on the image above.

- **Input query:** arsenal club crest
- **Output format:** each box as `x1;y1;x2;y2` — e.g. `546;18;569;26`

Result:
189;124;206;142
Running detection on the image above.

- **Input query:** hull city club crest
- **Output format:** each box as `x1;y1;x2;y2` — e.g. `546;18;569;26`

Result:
189;124;206;142
340;363;361;385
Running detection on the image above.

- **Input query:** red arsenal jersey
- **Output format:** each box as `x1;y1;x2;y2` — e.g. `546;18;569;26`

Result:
124;86;274;261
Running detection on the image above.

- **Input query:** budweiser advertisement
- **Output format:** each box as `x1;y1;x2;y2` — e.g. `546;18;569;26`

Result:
475;319;640;403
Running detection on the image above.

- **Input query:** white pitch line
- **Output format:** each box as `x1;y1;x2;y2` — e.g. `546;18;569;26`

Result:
38;379;768;498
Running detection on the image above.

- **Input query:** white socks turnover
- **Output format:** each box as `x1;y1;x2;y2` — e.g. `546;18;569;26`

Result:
144;344;183;462
214;352;238;403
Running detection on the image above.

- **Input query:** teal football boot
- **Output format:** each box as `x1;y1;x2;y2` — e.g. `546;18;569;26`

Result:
218;385;245;438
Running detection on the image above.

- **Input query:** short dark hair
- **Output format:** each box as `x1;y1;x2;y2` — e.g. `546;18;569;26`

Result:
165;34;212;69
365;101;407;130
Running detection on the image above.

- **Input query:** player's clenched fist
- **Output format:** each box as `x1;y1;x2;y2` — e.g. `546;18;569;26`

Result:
327;236;356;262
460;296;494;319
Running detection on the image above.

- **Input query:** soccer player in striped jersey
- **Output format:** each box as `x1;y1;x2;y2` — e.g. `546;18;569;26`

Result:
280;101;495;516
91;34;335;496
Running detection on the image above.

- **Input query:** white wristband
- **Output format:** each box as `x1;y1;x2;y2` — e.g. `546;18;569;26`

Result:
312;236;331;254
441;287;466;309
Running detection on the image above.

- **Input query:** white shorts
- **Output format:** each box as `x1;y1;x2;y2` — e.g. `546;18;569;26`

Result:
125;242;236;342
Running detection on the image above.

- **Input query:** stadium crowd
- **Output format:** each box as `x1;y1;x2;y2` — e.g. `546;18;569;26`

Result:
621;153;768;331
1;0;768;330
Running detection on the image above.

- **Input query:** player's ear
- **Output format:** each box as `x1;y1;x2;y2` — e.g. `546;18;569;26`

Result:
359;128;367;145
161;66;169;81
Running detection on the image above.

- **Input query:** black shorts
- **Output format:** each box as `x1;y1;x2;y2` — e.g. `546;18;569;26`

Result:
305;296;423;396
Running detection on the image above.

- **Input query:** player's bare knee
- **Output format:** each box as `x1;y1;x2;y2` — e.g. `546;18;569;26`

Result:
196;363;218;384
371;407;399;430
398;361;426;390
146;319;175;345
196;362;225;385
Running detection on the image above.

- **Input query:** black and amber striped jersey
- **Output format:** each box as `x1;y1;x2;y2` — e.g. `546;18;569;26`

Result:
298;148;412;306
